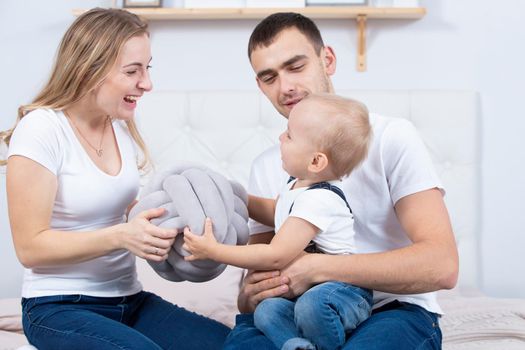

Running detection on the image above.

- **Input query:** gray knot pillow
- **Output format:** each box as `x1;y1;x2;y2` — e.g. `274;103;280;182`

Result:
129;162;249;282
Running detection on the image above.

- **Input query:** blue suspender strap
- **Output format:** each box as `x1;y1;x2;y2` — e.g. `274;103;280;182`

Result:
287;179;353;215
307;182;353;214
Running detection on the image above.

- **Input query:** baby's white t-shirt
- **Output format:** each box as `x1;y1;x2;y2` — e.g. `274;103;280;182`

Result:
275;179;356;255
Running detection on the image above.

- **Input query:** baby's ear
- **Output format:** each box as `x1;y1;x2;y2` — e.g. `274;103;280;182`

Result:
308;152;329;173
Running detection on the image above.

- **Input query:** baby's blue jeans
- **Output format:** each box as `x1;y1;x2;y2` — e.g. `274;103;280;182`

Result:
254;281;373;350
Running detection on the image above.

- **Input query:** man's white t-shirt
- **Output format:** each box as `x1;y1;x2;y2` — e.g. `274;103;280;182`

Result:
8;109;142;298
249;113;444;314
275;179;356;255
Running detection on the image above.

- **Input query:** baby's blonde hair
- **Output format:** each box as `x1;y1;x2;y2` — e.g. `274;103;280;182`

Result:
302;94;372;179
1;8;151;168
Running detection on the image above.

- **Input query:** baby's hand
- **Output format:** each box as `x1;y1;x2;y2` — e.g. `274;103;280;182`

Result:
183;218;218;261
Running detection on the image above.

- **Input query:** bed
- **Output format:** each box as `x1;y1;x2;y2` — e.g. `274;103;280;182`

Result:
1;90;524;350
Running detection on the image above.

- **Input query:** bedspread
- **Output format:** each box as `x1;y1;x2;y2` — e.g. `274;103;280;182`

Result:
439;291;525;349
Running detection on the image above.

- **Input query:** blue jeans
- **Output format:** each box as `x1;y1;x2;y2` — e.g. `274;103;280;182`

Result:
22;291;229;350
253;282;372;350
224;300;442;350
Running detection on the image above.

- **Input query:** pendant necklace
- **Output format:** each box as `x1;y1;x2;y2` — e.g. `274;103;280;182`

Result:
65;111;109;157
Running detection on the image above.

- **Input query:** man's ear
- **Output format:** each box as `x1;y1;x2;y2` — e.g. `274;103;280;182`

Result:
308;152;329;173
322;46;337;76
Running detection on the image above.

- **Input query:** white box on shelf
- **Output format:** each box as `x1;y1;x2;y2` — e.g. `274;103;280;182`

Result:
306;0;366;5
392;0;418;7
246;0;305;7
184;0;245;8
369;0;391;6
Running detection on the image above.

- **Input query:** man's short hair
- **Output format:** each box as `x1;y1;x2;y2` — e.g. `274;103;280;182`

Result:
248;12;325;59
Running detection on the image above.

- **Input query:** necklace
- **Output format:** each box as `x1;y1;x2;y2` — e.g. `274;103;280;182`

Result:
65;111;110;157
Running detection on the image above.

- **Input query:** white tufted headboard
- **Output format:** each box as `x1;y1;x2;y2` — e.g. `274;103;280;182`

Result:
129;89;482;326
0;89;481;328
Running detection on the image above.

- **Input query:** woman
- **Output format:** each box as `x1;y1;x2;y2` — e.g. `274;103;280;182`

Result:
1;8;229;349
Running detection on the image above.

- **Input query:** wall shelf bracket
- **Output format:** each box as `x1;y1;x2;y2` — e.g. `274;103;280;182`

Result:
357;14;367;72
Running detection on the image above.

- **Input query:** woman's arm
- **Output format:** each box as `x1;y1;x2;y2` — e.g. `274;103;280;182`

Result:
7;156;177;268
183;217;318;270
247;195;276;227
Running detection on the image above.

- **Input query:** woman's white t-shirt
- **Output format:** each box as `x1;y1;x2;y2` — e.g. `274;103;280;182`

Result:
8;109;142;298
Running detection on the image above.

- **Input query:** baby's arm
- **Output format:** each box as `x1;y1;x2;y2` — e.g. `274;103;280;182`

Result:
248;195;277;227
183;217;318;270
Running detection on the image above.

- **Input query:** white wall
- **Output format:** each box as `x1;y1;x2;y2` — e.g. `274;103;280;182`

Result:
1;0;524;298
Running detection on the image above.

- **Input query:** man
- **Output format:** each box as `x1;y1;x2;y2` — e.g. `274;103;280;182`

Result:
224;12;458;349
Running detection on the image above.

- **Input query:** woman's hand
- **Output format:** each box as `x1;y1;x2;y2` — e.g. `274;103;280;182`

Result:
119;207;178;262
183;218;218;261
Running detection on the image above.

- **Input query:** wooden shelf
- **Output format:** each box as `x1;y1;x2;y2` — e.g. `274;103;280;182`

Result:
73;7;426;72
72;7;425;20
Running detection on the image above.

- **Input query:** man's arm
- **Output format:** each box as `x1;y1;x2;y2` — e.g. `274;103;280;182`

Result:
281;188;459;297
248;195;276;228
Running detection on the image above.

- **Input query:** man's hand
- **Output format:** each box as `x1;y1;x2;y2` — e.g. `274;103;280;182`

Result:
279;252;318;299
237;270;290;313
236;253;320;312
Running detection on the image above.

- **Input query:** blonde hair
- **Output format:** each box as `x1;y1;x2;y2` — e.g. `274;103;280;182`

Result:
304;94;372;179
0;8;151;168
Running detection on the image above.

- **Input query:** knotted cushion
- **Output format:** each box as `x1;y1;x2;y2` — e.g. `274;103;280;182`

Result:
129;162;249;282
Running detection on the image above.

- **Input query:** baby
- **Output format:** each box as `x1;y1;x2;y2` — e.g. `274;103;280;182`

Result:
184;93;372;350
